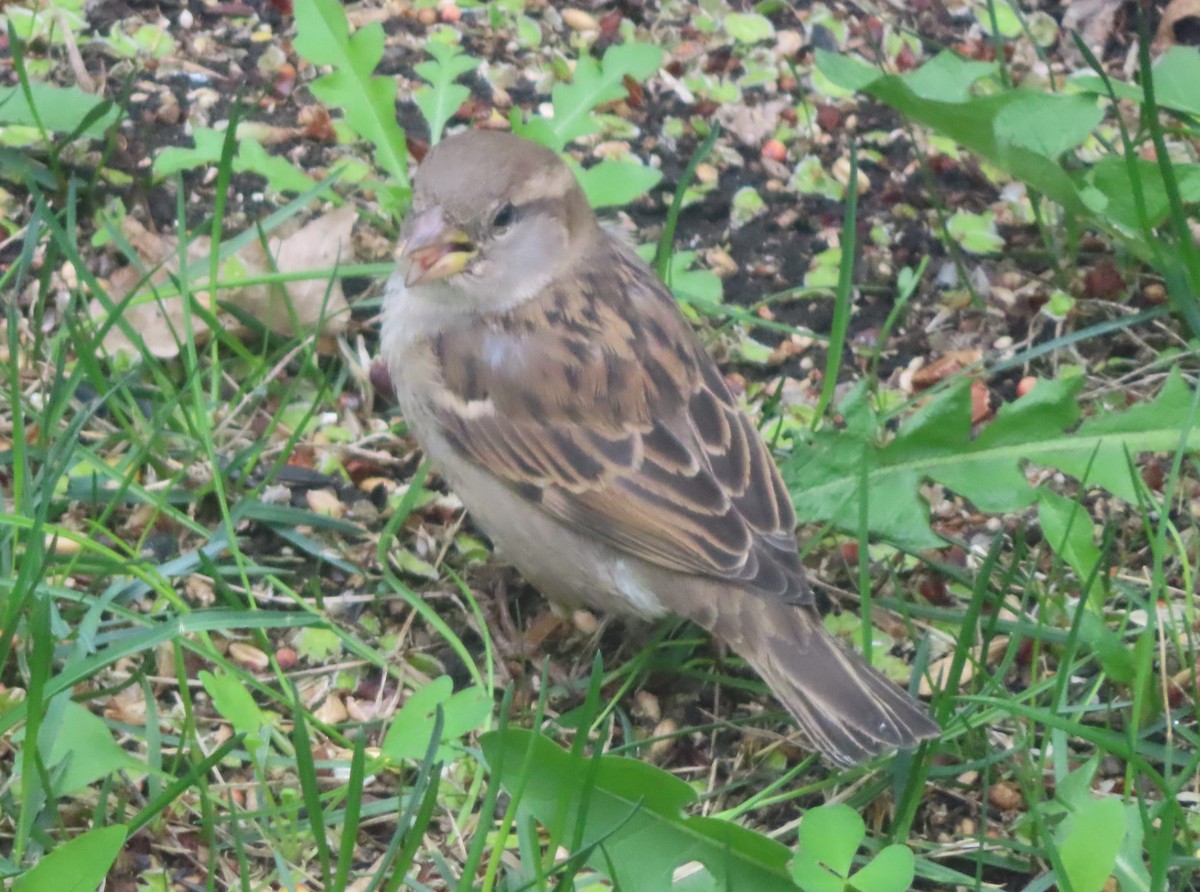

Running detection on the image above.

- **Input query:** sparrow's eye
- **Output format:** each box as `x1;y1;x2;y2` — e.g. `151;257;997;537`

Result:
492;202;517;230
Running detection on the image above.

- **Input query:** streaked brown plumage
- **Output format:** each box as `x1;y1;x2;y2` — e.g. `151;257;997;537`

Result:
381;130;938;765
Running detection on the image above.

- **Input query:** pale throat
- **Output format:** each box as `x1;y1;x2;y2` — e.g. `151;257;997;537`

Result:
383;214;576;346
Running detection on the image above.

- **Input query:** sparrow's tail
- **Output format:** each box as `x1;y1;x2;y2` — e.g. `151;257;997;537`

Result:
685;591;939;766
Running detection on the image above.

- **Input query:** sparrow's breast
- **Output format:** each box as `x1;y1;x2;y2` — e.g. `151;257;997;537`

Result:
400;377;669;619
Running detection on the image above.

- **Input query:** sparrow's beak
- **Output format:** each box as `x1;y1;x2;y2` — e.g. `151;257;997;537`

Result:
398;206;475;287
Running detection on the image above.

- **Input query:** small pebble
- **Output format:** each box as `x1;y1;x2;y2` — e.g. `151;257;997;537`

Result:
562;8;599;31
761;138;787;162
315;694;349;724
634;691;662;723
230;642;269;671
988;780;1024;811
1143;282;1167;304
650;719;678;758
572;609;599;635
276;647;298;670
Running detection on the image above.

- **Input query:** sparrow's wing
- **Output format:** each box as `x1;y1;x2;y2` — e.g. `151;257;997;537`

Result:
424;244;809;604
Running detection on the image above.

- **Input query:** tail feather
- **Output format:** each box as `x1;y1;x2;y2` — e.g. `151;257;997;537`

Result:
690;592;939;766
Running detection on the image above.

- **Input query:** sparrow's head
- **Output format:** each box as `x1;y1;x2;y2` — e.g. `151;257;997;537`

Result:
396;130;599;312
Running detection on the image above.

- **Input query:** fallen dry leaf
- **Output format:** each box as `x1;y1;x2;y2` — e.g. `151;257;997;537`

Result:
185;575;216;607
970;379;993;424
299;104;335;141
910;349;984;391
93;208;354;358
235;120;303;147
919;636;1010;697
1082;260;1125;299
234;204;355;345
90;219;219;358
716;100;789;148
306;487;346;518
104;684;148;726
314;693;350;724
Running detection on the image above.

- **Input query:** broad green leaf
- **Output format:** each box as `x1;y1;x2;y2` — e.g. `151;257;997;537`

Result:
790;155;845;200
200;670;268;754
1056;796;1125;892
850;845;916;892
380;677;489;763
666;250;724;303
780;370;1200;549
994;92;1107;159
0;82;122;136
634;246;724;303
783;383;941;550
796;804;863;877
5;4;87;44
804;247;842;288
153;127;317;194
1086;157;1200;234
516;15;542;46
817;50;1095;214
13;824;126;892
520;42;663;150
787;852;844;892
791;805;915;892
602;42;663;83
103;21;177;58
733;336;774;366
573;158;663;207
1115;800;1153;890
1055;758;1100;809
946;209;1004;254
724;13;774;44
1148;45;1200;116
1071;47;1200;117
234;138;320;193
1046;367;1200;502
293;0;409;184
976;0;1021;37
414;80;468;144
1044;289;1076;320
814;51;881;92
731;186;767;227
1038;489;1102;603
39;700;143;796
393;548;439;580
414;44;478;83
295;626;342;662
480;728;799;891
413;42;480;144
1076;613;1138;683
902;53;996;103
0;610;319;738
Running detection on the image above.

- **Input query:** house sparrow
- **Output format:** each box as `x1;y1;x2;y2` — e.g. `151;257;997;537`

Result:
382;130;938;765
